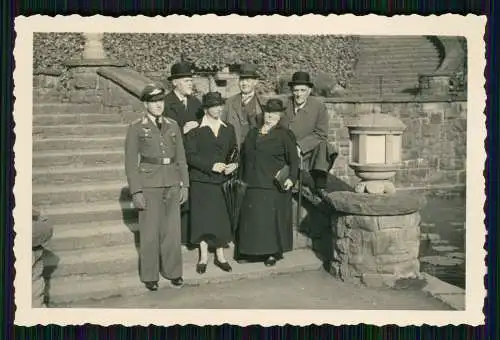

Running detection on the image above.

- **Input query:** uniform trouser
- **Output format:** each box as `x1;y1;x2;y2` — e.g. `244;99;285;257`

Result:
139;186;182;282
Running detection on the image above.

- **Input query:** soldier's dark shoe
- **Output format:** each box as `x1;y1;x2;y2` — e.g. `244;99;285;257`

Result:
214;258;232;272
169;277;184;288
144;281;158;291
264;256;277;267
196;262;207;274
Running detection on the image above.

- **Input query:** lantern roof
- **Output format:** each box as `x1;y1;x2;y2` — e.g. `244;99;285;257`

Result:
345;113;406;131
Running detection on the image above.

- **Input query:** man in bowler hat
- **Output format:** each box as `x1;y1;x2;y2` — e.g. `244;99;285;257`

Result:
282;71;338;194
163;61;203;133
162;61;203;245
125;84;188;291
221;63;265;147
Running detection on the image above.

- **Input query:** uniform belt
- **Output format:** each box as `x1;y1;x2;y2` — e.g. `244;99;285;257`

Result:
140;156;173;165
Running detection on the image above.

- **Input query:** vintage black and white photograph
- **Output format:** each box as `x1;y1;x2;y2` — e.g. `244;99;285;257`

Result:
14;15;485;326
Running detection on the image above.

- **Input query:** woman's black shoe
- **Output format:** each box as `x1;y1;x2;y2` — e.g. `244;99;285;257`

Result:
214;258;232;272
168;277;184;288
144;281;158;291
264;256;277;267
196;262;207;274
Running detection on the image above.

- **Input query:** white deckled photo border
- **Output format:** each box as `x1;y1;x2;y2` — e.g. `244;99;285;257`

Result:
13;14;486;327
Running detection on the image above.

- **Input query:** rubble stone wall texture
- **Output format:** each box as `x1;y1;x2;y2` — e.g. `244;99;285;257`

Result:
33;71;467;190
331;212;421;283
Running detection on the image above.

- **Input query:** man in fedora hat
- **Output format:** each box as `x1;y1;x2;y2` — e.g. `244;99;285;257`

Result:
282;71;338;194
162;61;203;245
221;63;265;147
126;84;188;291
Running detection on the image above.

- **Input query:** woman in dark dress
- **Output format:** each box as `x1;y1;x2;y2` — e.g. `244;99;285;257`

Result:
185;92;238;274
237;98;299;266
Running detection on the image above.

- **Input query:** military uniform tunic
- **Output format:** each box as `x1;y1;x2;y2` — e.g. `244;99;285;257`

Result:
125;114;189;283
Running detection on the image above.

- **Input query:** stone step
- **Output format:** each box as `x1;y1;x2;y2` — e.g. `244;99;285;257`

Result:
33;149;124;168
359;47;438;53
33;90;63;103
43;243;199;279
354;63;439;71
48;220;136;252
33;124;128;138
40;200;136;225
33;180;128;206
359;39;435;46
33;112;139;126
48;218;311;253
33;164;125;186
33;136;125;152
33;103;102;115
349;78;421;86
47;248;322;306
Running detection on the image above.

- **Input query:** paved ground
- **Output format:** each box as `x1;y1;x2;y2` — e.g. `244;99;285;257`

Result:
69;269;452;310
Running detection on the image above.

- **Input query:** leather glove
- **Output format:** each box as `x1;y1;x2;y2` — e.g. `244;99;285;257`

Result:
132;192;147;210
179;187;189;205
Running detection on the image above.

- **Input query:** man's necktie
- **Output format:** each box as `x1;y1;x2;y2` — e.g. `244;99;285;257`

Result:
242;95;252;106
155;116;162;131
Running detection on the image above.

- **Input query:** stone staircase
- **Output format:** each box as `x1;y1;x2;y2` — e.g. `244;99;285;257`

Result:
33;100;321;306
347;36;442;99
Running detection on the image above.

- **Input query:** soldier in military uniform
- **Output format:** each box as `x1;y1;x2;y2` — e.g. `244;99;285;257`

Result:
125;84;189;291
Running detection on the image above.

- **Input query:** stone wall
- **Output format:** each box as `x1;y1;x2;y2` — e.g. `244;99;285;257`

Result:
33;69;467;190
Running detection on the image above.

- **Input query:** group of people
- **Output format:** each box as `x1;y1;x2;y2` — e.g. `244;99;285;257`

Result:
124;61;337;291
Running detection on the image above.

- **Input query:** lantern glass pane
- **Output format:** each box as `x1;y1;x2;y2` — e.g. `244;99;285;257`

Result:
351;135;359;163
365;135;386;164
392;135;401;162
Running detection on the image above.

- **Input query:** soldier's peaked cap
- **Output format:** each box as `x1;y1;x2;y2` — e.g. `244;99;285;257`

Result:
141;84;166;102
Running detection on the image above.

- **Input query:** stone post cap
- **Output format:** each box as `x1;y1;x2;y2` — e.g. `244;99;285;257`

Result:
324;191;427;216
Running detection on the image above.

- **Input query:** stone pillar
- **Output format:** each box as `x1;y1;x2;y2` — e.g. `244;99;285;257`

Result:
32;248;46;307
63;33;125;106
325;191;426;287
32;209;53;308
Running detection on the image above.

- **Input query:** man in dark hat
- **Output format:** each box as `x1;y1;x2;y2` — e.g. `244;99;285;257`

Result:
163;61;203;134
221;63;265;147
125;84;188;291
162;61;203;245
282;71;338;194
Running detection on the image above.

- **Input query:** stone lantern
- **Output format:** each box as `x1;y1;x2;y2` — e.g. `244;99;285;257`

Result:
324;112;425;287
346;113;406;194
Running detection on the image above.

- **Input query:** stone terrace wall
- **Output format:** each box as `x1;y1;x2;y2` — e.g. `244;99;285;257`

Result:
33;70;467;190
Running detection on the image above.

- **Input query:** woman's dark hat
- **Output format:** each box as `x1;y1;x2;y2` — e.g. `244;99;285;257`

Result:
202;92;226;108
141;84;166;102
288;71;314;88
238;63;260;79
168;61;194;81
263;98;286;112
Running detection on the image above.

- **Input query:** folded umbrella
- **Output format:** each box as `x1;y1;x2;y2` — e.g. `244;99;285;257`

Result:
222;173;248;232
222;146;247;232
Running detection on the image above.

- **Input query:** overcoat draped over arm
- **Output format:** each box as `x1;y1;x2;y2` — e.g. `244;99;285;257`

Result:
284;97;338;174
